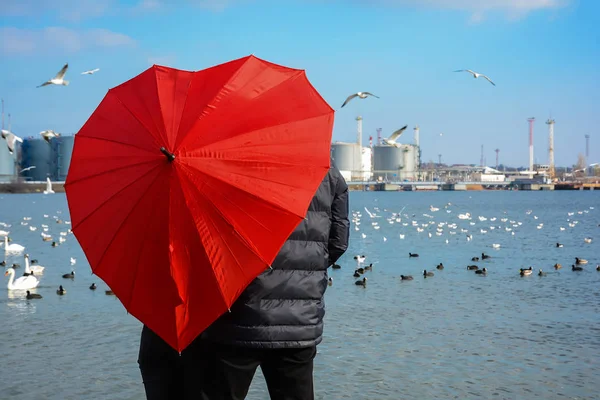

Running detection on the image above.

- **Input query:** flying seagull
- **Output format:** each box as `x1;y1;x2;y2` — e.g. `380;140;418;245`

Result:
37;63;69;87
20;166;36;173
81;68;100;75
454;69;495;86
40;130;61;143
341;92;379;108
1;129;23;154
383;125;408;147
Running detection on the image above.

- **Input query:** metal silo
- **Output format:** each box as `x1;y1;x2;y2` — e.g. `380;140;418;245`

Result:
0;141;16;182
52;135;75;181
21;138;53;181
373;145;404;181
331;142;361;181
360;146;372;181
399;144;418;181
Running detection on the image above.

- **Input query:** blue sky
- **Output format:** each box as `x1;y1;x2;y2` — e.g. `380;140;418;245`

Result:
1;0;598;167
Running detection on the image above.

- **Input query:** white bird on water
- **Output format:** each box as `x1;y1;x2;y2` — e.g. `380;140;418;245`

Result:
81;68;100;75
1;129;23;154
37;63;69;87
382;125;408;147
341;92;379;108
454;69;495;86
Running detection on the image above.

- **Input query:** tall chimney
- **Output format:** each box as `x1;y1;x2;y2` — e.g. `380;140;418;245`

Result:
356;116;363;146
528;117;535;175
413;125;420;148
546;119;555;178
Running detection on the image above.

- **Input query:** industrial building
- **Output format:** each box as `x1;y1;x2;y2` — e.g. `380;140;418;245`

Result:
2;136;76;182
52;136;75;181
21;138;54;181
331;117;422;183
372;144;419;181
0;141;16;182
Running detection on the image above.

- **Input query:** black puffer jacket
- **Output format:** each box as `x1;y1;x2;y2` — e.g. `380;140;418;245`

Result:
201;165;349;349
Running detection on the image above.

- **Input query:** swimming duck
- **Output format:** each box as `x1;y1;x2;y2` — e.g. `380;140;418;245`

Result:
481;253;491;260
475;267;487;275
328;277;333;287
575;257;588;265
26;290;42;299
554;263;562;270
436;263;444;270
56;285;66;295
89;283;97;290
409;253;419;258
400;275;413;280
62;271;75;279
572;265;583;271
556;243;563;248
467;265;479;270
538;269;547;276
596;265;600;271
105;290;115;295
520;268;533;276
353;270;360;278
364;263;373;271
471;257;479;262
423;270;434;277
331;264;341;270
355;277;367;287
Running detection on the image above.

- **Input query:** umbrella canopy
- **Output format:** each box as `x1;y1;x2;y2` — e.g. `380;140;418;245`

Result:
65;55;334;351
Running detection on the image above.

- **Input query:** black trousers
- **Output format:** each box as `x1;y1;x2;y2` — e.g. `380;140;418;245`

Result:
138;325;317;400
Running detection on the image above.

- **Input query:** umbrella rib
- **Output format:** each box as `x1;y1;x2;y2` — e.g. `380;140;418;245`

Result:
179;169;251;306
71;163;163;232
65;159;159;187
123;190;165;310
92;164;167;286
178;163;273;266
178;164;275;237
183;161;322;219
185;109;330;150
75;135;159;154
113;94;164;150
190;112;333;152
180;70;305;149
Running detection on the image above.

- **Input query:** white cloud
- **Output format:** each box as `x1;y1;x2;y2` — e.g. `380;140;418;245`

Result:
0;0;572;21
0;27;136;56
355;0;572;20
0;0;116;21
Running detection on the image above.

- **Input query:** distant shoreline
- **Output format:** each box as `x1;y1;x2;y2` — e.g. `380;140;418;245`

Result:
0;182;65;194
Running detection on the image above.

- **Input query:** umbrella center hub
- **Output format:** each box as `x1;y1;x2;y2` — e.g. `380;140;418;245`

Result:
160;147;175;162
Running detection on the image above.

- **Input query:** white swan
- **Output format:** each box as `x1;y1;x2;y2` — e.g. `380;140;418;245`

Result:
5;268;39;290
24;254;44;275
43;177;55;195
3;236;24;253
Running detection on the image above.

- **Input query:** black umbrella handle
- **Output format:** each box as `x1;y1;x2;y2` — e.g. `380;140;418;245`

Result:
160;147;175;162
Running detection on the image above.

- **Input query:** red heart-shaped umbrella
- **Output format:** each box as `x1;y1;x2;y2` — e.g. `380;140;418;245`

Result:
65;55;334;351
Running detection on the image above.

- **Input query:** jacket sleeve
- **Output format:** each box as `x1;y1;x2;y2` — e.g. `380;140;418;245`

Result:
328;167;350;266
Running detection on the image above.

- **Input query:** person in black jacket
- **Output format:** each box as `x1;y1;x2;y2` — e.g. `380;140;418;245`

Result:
193;164;349;400
138;164;349;400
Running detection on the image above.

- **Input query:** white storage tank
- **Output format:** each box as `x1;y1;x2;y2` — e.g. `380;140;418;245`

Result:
373;144;419;181
331;142;361;181
0;140;16;182
359;146;372;181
